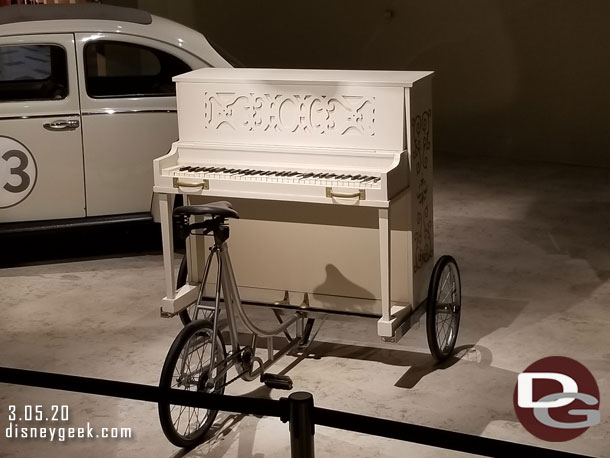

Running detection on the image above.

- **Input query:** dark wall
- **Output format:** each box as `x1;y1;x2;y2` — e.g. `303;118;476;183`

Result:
132;0;610;168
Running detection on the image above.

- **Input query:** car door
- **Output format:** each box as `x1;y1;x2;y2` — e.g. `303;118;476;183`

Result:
75;33;204;217
0;34;85;223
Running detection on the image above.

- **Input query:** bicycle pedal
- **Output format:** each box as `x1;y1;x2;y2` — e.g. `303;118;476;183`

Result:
261;373;293;390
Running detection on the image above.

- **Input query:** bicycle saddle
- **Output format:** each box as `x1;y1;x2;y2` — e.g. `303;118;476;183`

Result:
173;201;239;219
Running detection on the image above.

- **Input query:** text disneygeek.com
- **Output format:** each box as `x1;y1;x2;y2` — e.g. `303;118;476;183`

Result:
4;405;132;442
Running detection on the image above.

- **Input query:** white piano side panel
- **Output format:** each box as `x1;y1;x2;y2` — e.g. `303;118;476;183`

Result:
407;75;434;308
176;82;404;152
187;193;411;316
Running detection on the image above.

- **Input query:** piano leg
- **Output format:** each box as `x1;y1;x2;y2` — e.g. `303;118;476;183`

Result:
159;193;176;300
183;194;208;284
377;208;392;337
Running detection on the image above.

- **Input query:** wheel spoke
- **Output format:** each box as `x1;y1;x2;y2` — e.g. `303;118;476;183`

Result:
428;259;461;360
160;322;227;447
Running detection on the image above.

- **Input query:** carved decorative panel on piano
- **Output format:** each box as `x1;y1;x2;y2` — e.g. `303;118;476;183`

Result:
153;68;434;341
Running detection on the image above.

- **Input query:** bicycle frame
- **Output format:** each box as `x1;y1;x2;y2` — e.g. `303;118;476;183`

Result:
193;235;307;385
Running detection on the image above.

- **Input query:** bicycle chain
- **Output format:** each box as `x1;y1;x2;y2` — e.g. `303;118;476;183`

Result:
219;367;251;389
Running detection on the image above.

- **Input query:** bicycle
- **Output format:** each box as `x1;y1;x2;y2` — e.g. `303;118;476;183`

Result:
158;201;461;448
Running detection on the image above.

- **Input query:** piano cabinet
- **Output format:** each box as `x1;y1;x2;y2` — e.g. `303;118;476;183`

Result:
154;68;436;342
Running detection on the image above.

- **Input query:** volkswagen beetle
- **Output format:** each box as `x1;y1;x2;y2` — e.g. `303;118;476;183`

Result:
0;3;230;231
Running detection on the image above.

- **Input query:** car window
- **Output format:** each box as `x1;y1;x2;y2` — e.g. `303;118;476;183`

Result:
0;44;68;102
84;41;191;98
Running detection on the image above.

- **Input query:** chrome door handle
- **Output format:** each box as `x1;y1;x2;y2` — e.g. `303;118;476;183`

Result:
43;119;80;131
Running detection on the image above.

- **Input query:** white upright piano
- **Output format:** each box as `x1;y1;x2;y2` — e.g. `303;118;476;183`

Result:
153;68;434;341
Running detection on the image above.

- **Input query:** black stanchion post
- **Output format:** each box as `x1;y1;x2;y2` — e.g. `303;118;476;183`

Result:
287;391;315;458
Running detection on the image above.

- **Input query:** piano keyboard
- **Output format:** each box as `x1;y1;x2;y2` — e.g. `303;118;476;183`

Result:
168;166;382;188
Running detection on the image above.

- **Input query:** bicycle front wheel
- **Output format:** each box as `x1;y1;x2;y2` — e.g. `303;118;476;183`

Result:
158;320;227;448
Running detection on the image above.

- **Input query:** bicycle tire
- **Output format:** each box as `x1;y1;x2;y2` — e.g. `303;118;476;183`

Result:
158;320;227;448
176;255;194;325
426;255;461;362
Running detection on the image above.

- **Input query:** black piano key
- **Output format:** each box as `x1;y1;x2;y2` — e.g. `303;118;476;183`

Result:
361;176;375;183
351;174;363;180
302;173;314;178
287;172;299;176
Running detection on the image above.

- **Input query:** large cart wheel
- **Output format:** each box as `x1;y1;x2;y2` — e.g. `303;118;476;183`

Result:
176;256;215;326
176;255;195;325
426;255;461;362
158;320;227;448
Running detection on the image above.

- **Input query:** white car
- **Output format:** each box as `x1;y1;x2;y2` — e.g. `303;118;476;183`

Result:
0;3;230;229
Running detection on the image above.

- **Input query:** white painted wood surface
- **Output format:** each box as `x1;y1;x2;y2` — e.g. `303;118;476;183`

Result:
153;68;434;340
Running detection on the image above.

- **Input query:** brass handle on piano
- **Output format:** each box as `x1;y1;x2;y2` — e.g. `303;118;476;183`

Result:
325;188;366;200
173;178;209;190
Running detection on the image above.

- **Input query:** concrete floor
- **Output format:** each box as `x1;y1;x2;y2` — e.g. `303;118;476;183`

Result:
0;155;609;457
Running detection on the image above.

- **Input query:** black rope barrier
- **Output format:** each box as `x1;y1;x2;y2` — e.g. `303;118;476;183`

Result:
314;407;592;458
0;366;596;458
0;366;282;418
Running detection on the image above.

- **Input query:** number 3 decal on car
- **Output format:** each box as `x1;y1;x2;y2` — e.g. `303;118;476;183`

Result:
0;136;37;209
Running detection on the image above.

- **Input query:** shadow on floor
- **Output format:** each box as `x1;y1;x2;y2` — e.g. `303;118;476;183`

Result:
171;384;273;458
0;222;164;268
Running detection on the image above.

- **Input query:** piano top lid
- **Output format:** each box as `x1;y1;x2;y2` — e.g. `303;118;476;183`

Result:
173;68;433;87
